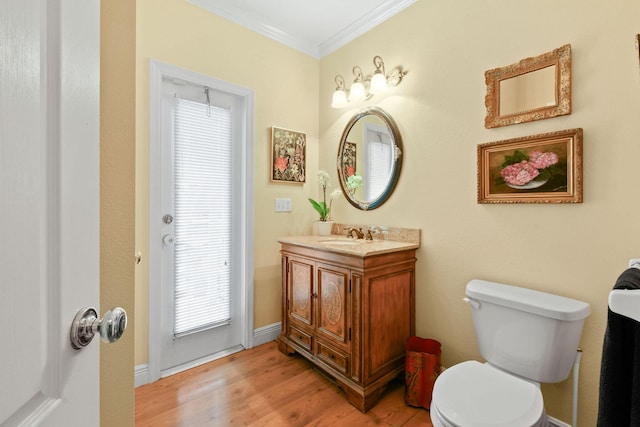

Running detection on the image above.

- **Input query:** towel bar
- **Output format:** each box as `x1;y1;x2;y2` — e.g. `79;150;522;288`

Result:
609;289;640;322
609;262;640;322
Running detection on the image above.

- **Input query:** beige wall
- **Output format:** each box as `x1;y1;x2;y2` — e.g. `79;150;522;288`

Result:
134;0;319;364
126;0;640;424
101;0;136;425
320;0;640;424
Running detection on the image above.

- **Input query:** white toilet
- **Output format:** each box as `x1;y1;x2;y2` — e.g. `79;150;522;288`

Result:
430;279;590;427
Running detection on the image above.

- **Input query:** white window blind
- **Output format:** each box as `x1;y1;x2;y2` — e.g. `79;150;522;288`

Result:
173;97;233;337
365;131;392;201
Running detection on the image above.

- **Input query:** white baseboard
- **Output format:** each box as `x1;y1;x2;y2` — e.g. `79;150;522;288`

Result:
252;322;281;347
548;415;571;427
135;363;149;388
134;322;282;388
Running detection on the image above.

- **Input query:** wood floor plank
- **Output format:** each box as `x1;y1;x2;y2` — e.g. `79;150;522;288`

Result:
368;380;426;426
216;366;324;425
403;410;434;427
247;373;346;426
136;341;433;426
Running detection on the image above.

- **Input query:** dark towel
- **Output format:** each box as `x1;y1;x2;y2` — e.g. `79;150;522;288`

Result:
598;268;640;427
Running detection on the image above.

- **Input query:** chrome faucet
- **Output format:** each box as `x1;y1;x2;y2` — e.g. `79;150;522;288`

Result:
347;227;365;239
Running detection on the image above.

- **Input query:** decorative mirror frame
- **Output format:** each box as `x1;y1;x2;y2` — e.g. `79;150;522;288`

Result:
484;44;572;129
337;106;403;210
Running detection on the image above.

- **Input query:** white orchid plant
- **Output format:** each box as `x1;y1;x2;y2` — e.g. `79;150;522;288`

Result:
346;173;363;194
308;169;341;222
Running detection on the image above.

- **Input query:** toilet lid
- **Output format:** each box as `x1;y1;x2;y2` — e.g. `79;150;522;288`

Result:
432;361;544;427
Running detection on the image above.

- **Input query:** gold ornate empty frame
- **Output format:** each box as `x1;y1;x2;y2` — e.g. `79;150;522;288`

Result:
485;44;572;129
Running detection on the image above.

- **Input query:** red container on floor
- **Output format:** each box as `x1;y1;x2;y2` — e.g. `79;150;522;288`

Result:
404;337;442;410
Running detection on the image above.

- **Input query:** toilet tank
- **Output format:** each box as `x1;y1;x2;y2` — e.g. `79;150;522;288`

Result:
465;279;590;383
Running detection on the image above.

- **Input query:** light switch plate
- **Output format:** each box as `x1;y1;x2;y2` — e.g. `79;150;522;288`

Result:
275;198;292;212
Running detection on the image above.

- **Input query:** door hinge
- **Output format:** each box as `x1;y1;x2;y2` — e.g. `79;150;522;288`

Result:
349;278;352;293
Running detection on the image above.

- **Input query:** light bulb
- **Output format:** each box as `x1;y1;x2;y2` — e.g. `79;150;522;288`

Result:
349;82;366;102
370;71;388;94
331;89;348;109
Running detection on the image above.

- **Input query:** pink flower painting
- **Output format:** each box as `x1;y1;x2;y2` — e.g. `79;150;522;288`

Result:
275;156;288;172
528;151;559;169
498;149;559;187
478;128;583;204
500;162;540;186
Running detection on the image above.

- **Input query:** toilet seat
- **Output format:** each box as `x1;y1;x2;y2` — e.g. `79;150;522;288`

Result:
431;360;546;427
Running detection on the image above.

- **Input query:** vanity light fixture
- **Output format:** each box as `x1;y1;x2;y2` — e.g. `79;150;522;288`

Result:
331;55;406;109
369;56;388;94
331;75;349;109
349;66;367;102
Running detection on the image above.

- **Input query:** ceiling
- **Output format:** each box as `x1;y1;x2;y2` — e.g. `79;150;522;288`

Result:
187;0;416;58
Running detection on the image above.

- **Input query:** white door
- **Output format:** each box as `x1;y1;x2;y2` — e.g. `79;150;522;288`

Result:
0;0;101;425
364;123;393;201
148;61;255;380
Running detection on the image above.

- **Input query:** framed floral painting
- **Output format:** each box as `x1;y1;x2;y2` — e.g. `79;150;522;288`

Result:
342;142;357;178
270;126;306;183
477;128;583;204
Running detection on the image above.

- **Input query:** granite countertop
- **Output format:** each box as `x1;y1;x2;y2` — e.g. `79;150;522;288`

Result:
278;225;420;257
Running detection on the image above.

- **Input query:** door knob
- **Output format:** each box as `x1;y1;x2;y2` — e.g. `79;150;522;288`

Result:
70;307;127;350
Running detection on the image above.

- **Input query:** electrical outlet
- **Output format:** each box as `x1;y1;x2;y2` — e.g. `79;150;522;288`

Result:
275;198;292;212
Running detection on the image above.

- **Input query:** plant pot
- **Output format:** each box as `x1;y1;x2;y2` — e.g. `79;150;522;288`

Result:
316;220;334;236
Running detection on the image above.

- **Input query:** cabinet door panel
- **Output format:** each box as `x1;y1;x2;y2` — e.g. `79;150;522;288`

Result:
317;263;350;344
289;258;314;325
365;270;412;379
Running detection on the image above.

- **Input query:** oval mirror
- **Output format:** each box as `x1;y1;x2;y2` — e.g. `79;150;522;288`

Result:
337;107;403;210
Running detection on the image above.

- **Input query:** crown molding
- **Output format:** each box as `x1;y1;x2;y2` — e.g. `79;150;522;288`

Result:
188;0;319;57
187;0;416;59
319;0;416;57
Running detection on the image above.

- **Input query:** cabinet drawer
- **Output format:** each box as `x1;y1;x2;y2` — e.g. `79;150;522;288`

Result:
317;342;349;375
288;326;312;352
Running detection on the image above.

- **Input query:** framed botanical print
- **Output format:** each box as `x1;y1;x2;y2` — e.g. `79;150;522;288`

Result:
342;141;357;178
270;126;306;183
478;128;583;204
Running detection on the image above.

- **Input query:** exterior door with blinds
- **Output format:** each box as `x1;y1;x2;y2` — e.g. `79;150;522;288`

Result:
158;77;245;374
364;123;394;201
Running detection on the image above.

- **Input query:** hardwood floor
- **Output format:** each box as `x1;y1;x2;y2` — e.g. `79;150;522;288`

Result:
135;341;433;426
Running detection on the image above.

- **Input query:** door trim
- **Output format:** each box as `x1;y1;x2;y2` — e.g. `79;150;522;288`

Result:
147;59;255;383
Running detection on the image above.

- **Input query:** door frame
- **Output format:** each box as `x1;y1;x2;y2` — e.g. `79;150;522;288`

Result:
147;59;255;383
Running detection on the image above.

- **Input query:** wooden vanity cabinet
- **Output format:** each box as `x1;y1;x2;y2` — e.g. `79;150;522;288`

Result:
277;243;416;412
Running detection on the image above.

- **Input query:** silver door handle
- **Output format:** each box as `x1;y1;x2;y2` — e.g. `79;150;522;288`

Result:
70;307;127;350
